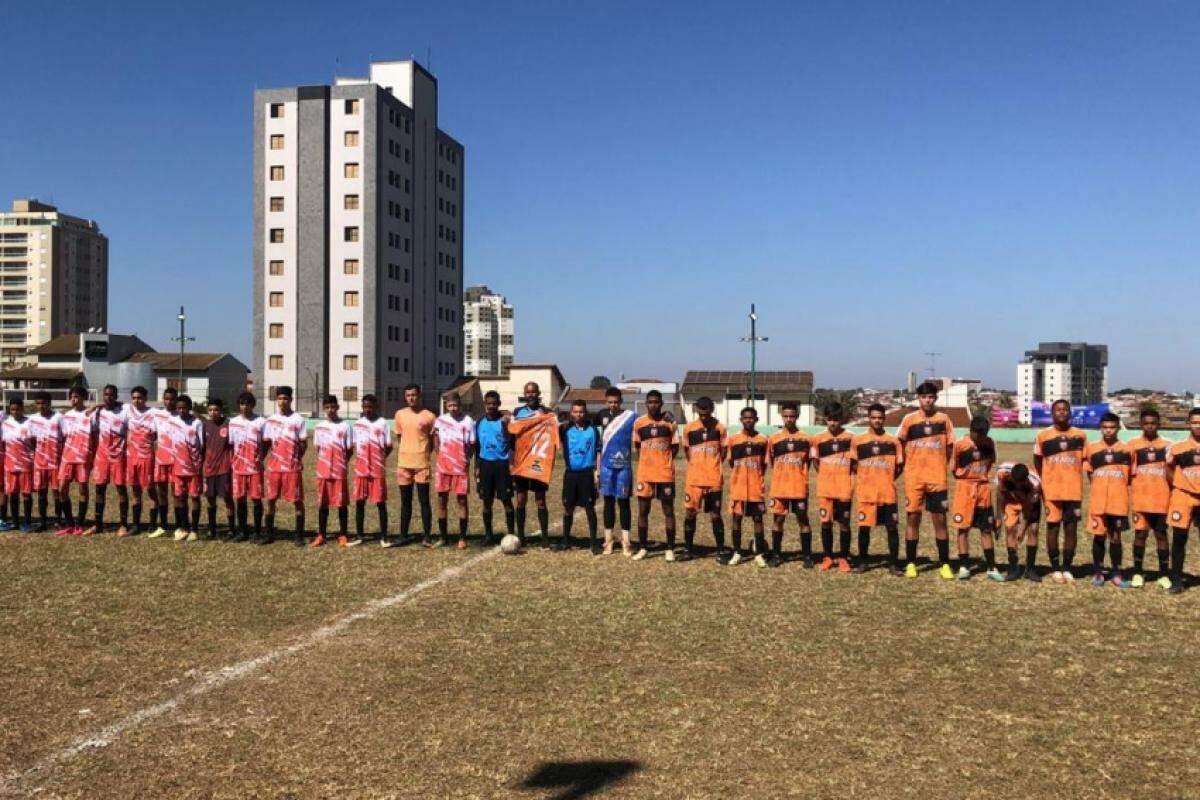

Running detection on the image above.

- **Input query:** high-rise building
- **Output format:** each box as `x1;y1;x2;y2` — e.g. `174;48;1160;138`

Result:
254;60;464;415
463;285;514;376
0;199;107;366
1017;341;1108;421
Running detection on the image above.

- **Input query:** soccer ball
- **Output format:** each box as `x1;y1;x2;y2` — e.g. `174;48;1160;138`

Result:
499;534;522;555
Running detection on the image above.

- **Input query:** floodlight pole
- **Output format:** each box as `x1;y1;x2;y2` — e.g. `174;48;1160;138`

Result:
171;306;195;393
740;304;769;406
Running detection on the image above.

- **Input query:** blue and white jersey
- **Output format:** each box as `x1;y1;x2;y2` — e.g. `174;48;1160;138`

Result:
595;409;635;470
476;415;510;462
560;423;600;472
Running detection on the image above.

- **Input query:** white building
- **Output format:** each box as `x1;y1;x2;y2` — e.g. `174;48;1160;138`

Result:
254;59;464;416
463;285;513;376
679;370;816;428
1016;342;1108;423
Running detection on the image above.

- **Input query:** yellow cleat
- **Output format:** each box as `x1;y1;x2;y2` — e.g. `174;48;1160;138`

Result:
905;562;918;579
939;563;955;581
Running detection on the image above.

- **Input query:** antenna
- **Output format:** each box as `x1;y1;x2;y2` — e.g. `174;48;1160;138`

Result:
924;351;941;377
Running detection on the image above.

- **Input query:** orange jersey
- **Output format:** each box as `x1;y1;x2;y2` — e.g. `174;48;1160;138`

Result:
727;432;768;502
953;436;996;483
810;429;854;501
851;431;901;504
768;429;813;500
896;411;954;488
1130;436;1171;512
1034;426;1088;501
1085;439;1132;516
1167;438;1200;495
683;419;726;488
634;415;677;484
508;411;559;482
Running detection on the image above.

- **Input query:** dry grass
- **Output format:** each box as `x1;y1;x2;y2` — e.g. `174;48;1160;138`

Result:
4;443;1200;799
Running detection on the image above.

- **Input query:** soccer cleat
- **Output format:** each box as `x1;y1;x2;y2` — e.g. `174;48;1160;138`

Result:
664;548;676;563
631;548;648;561
678;548;694;562
1157;576;1172;591
457;538;469;551
939;563;954;581
1090;572;1106;587
422;534;433;548
590;543;603;556
1024;566;1042;582
754;553;768;568
1168;578;1184;595
1049;571;1065;584
80;526;98;537
185;530;198;542
337;535;349;547
379;535;395;548
255;533;274;546
905;562;918;579
54;525;75;537
888;563;904;577
802;556;815;569
622;544;633;558
116;526;129;538
1110;573;1132;589
728;551;742;566
957;565;971;581
19;523;32;533
986;567;1005;582
1061;571;1075;584
852;559;868;574
310;535;326;548
1131;573;1145;589
766;552;782;568
818;556;835;572
602;539;614;556
147;527;167;539
837;558;851;574
1004;566;1023;582
716;549;732;566
292;532;306;547
173;528;189;541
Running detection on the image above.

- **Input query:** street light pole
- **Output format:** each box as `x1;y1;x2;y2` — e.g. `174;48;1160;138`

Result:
739;303;769;411
171;306;195;394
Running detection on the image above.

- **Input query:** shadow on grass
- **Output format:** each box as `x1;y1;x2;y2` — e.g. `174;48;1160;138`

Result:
519;759;641;799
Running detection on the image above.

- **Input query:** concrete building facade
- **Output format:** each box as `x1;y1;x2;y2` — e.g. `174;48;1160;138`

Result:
0;199;107;367
254;60;464;416
1017;342;1108;423
463;285;513;376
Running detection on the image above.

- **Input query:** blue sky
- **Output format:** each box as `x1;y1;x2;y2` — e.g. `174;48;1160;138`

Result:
4;1;1198;390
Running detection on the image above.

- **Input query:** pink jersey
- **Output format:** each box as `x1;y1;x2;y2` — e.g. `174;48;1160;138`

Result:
29;413;63;471
2;416;34;472
168;415;205;476
353;416;392;479
229;414;266;476
434;413;475;478
60;409;95;465
125;405;157;462
264;413;307;473
314;420;353;480
92;405;128;463
152;408;176;465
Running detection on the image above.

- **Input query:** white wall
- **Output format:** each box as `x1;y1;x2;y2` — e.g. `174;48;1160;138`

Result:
327;95;364;414
262;100;298;395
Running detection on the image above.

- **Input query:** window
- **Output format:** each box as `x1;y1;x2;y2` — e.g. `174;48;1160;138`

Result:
269;229;284;243
269;165;284;181
344;322;359;338
343;386;359;402
268;260;284;276
344;162;359;179
268;354;283;369
269;196;284;212
344;130;359;147
344;98;360;114
269;103;284;118
344;227;359;242
343;258;359;275
268;323;283;338
343;355;359;370
268;292;284;307
269;134;284;150
344;291;359;307
344;194;359;210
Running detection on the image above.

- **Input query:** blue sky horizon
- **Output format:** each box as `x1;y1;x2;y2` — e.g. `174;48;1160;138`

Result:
4;1;1198;391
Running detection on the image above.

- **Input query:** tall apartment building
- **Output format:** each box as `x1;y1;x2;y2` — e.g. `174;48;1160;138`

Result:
0;200;107;366
463;285;514;376
254;60;464;415
1017;341;1108;422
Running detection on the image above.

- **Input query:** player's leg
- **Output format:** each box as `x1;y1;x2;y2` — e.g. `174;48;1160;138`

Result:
583;486;599;553
84;478;105;536
54;471;74;534
903;507;922;578
206;485;221;540
618;494;632;555
1152;518;1171;589
795;503;813;567
316;480;331;546
559;474;577;550
479;464;496;545
1108;518;1130;587
752;506;773;567
885;508;901;576
1167;512;1190;595
416;476;433;544
435;487;450;544
930;493;953;580
633;494;652;560
454;485;468;549
724;508;744;565
1088;514;1106;585
661;490;677;558
836;505;852;572
512;482;528;543
20;481;33;531
115;481;129;536
291;492;306;547
533;484;549;543
601;493;616;553
979;514;998;579
770;501;786;563
818;499;836;571
1061;507;1079;582
396;470;415;543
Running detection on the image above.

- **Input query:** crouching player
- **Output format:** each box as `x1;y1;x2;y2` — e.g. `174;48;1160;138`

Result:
313;395;352;547
724;407;771;567
993;462;1042;582
850;404;903;573
1129;409;1172;589
950;417;998;580
2;398;35;530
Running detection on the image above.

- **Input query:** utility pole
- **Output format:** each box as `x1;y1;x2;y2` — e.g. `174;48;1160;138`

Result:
924;351;941;378
740;304;769;407
170;306;195;393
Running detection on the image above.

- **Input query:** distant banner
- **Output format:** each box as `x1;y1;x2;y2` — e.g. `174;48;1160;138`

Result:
1029;401;1111;429
990;407;1020;427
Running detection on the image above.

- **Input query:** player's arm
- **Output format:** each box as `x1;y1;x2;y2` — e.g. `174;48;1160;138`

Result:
559;423;570;469
894;443;905;479
296;424;308;459
670;426;680;459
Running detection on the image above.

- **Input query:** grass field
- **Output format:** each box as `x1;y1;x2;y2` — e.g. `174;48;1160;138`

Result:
4;442;1200;799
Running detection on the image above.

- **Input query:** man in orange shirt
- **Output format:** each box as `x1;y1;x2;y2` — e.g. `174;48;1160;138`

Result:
1129;408;1172;588
507;384;559;546
951;417;997;580
392;383;436;546
682;396;726;562
723;407;771;567
850;403;903;573
896;382;955;579
1165;407;1200;594
810;402;854;573
768;402;813;566
633;390;677;561
1084;412;1133;588
1033;399;1088;583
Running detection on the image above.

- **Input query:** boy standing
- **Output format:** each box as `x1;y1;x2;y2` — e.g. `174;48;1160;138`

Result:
1129;409;1172;588
228;392;267;543
474;390;513;546
2;398;35;531
263;386;308;546
202;398;235;539
169;395;205;542
595;387;635;555
896;382;956;579
149;386;178;537
313;394;352;547
850;403;904;573
682;397;726;562
57;386;95;536
723;407;770;567
810;403;854;573
632;389;678;561
351;393;390;547
559;399;600;552
125;386;157;535
29;391;62;532
769;402;814;565
392;384;435;546
86;384;129;536
950;417;998;580
1084;412;1133;588
433;394;475;549
1033;399;1088;583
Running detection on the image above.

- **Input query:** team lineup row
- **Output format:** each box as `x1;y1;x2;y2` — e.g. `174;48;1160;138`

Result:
8;379;1200;594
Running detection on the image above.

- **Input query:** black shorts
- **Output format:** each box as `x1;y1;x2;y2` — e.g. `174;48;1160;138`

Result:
562;470;597;507
477;460;512;502
512;475;549;494
1090;513;1130;535
1133;511;1167;534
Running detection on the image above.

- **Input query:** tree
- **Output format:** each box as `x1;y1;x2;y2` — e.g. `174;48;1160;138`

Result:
998;394;1015;409
1138;400;1159;417
589;375;612;390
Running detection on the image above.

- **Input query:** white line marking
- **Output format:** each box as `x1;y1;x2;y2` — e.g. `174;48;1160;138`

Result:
2;546;502;795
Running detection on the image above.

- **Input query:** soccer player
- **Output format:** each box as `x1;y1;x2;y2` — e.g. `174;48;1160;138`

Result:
124;386;157;536
149;386;179;537
1165;407;1200;595
1129;408;1172;588
57;385;95;536
86;384;129;536
810;403;854;573
312;394;352;547
228;392;266;543
724;407;771;567
507;392;559;546
474;390;513;546
896;382;955;579
1033;399;1087;583
202;398;235;540
169;395;205;541
392;383;435;546
29;391;63;532
595;387;635;556
559;399;600;552
768;401;814;566
682;396;727;562
2;398;35;531
632;389;678;561
1084;412;1133;588
993;462;1042;582
511;382;553;542
263;385;308;546
850;403;903;574
351;393;390;547
433;393;475;549
950;417;998;580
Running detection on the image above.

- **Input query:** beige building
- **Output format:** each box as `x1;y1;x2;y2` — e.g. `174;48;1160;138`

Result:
463;285;514;376
0;199;107;366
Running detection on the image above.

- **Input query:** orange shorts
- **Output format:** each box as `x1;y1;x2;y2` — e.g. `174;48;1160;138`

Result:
172;473;203;498
856;501;898;528
266;470;303;503
729;499;765;517
126;458;154;489
91;457;126;487
316;478;347;508
397;467;430;486
1132;511;1167;534
4;471;32;495
636;480;674;500
232;473;262;501
771;496;808;517
1044;499;1082;525
817;496;852;525
57;463;89;487
435;472;469;496
1003;500;1041;529
684;485;721;513
353;474;387;504
1168;490;1200;531
905;481;948;514
951;482;993;530
154;462;174;484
